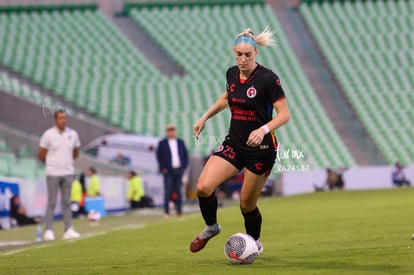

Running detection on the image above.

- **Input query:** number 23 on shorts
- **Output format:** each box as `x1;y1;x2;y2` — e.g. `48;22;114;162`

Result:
222;145;236;159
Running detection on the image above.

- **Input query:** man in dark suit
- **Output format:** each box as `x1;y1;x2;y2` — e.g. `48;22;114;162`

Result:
156;124;189;218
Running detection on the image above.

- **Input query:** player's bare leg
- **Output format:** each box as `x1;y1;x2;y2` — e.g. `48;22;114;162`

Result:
190;156;239;252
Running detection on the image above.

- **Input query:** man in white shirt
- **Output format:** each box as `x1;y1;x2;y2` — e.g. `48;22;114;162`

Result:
38;110;81;240
156;124;189;218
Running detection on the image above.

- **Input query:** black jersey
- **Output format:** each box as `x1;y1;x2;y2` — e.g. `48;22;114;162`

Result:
225;64;285;150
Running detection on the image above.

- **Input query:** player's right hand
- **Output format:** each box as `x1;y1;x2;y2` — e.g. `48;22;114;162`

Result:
193;118;205;139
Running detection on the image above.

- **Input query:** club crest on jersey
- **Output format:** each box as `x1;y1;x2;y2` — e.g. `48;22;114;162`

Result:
246;86;257;98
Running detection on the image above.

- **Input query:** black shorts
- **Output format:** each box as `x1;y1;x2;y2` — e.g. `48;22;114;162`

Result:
213;138;276;176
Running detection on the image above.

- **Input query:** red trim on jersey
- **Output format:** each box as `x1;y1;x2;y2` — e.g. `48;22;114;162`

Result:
270;131;278;150
237;64;260;84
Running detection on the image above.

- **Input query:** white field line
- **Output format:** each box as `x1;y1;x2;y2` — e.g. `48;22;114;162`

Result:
1;223;147;256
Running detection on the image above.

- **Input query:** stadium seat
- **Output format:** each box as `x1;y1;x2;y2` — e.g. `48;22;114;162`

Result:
0;139;11;152
0;137;45;179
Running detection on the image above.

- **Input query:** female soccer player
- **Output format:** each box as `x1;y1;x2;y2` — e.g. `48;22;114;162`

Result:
189;27;290;254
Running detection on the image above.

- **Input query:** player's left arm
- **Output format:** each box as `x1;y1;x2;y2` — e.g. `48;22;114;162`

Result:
267;98;290;131
246;99;290;147
246;72;290;147
263;72;290;131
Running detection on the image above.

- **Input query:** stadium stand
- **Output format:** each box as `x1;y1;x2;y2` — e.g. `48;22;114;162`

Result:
0;70;129;178
0;138;44;178
0;71;72;115
300;0;414;164
0;2;357;169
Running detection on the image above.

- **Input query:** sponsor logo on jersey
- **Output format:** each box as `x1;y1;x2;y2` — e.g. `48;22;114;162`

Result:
229;83;235;92
259;145;269;150
276;79;281;86
232;97;245;103
246;86;257;98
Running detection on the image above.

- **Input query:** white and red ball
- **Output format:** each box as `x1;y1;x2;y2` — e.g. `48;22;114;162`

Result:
224;233;259;264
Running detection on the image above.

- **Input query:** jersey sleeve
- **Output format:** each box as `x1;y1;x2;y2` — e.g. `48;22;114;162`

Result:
266;72;286;104
225;68;231;92
74;130;81;148
39;131;49;149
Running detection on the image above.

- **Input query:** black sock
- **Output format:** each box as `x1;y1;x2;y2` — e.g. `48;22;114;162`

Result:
242;207;261;240
198;193;218;226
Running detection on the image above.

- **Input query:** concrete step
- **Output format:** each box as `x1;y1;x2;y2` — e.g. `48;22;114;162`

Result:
112;15;185;77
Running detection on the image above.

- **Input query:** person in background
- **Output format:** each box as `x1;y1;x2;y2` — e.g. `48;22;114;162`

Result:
111;152;131;167
392;161;411;187
10;194;39;226
38;109;81;240
87;167;100;196
326;168;344;190
78;173;87;217
127;171;145;209
156;124;189;218
71;173;87;218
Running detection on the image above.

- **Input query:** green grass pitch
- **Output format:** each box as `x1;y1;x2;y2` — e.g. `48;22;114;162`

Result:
1;188;413;274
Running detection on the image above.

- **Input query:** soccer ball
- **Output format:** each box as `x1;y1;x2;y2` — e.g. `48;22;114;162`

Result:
224;233;259;264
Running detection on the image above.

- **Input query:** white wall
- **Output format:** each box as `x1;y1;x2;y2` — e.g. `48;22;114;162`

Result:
0;172;165;229
282;164;414;196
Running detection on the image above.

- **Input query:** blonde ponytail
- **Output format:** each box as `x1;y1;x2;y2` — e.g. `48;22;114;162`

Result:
255;26;276;47
234;26;276;48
